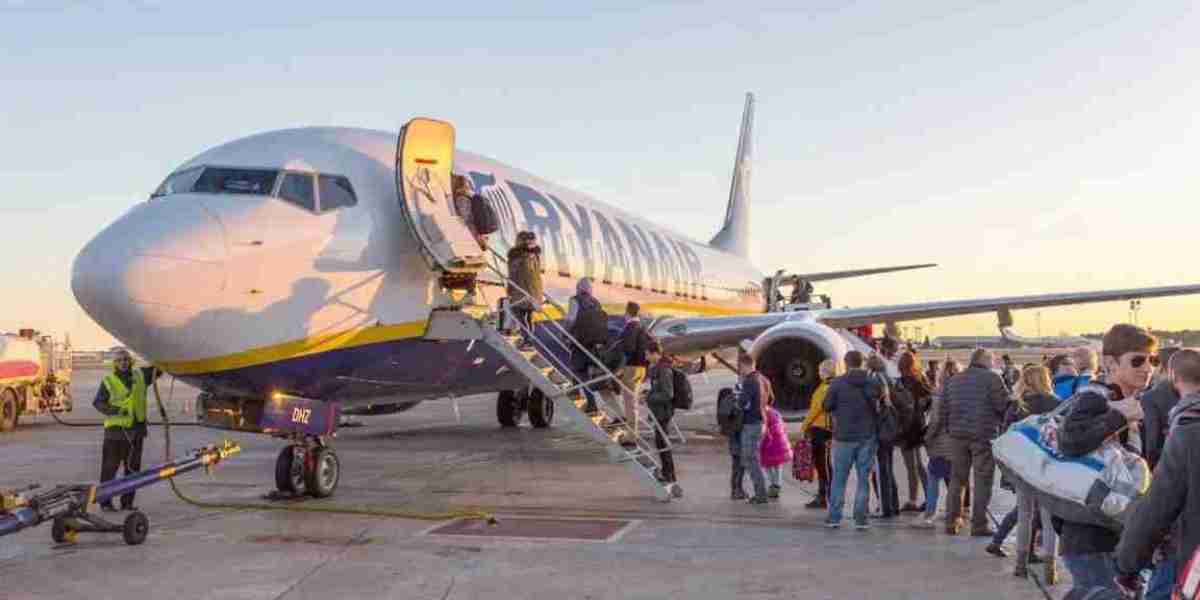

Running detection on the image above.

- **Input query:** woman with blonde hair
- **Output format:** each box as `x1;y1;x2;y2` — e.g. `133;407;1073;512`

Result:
799;358;842;509
987;364;1060;557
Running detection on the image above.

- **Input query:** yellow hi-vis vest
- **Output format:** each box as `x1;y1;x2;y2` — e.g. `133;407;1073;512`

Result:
102;368;147;430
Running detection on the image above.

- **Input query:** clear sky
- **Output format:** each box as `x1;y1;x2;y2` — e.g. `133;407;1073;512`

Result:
2;1;1197;349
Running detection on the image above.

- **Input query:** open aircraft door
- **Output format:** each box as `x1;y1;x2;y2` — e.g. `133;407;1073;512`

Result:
395;118;486;273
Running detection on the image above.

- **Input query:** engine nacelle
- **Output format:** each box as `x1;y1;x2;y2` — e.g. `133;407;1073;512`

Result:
749;321;850;410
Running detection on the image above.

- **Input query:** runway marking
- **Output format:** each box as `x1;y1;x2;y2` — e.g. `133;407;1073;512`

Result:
423;516;632;543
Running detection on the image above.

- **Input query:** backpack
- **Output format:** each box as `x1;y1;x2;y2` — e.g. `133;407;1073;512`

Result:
892;384;917;434
717;387;743;436
469;194;499;235
571;296;609;347
867;378;900;445
671;368;693;410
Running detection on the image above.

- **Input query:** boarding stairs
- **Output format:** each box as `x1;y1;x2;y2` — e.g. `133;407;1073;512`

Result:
424;258;682;502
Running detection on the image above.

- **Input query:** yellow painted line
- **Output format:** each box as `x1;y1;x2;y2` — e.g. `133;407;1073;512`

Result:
159;320;428;375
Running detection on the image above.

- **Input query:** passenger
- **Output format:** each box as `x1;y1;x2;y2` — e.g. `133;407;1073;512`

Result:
1050;353;1080;399
724;384;748;500
644;342;682;497
1053;324;1152;596
1115;348;1200;600
799;359;840;509
942;348;1010;536
93;349;161;512
915;359;962;528
925;359;941;390
611;302;652;444
879;336;902;379
867;354;899;519
737;352;772;505
824;350;881;530
1141;346;1183;471
897;352;933;514
565;277;607;414
759;389;793;500
505;231;543;346
986;365;1060;558
1073;346;1100;388
1001;354;1021;391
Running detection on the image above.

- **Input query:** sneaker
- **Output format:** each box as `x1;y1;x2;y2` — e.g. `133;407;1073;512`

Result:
747;496;769;505
824;520;841;529
731;490;748;501
985;543;1008;558
767;485;781;499
854;521;871;531
804;498;828;510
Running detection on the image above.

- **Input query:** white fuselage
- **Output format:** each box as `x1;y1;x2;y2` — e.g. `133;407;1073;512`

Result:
72;128;766;405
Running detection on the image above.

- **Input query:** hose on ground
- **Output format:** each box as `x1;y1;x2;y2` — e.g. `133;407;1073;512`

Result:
49;376;203;427
150;374;496;524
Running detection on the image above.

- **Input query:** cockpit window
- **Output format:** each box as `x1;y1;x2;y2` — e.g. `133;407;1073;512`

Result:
192;167;279;195
318;174;357;211
150;167;203;198
278;172;316;211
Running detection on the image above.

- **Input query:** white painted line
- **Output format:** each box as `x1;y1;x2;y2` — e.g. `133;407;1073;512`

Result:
415;518;462;537
605;519;642;543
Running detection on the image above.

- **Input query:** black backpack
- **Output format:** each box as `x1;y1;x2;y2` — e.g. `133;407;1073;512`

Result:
892;384;917;435
716;387;743;436
470;194;499;235
571;296;609;347
671;368;693;410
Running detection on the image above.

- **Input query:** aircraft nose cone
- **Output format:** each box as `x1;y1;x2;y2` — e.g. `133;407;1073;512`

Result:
72;197;227;355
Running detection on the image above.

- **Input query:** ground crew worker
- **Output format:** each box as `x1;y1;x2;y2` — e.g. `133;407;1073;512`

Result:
92;349;161;512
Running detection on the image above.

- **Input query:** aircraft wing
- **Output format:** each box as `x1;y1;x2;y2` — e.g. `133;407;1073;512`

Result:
791;263;936;282
651;283;1200;356
812;284;1200;329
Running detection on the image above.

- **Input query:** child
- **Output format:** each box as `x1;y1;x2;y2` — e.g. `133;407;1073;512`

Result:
759;390;793;500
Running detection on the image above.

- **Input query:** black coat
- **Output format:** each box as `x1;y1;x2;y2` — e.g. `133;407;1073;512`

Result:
1116;393;1200;575
1140;378;1181;470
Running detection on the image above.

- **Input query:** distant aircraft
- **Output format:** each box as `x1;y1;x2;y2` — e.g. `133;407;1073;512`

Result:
71;94;1200;497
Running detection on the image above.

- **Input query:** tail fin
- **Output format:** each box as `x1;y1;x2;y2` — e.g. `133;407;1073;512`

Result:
709;93;755;258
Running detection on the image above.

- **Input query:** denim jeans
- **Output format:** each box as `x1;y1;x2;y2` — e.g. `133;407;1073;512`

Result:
1063;553;1118;594
829;438;878;525
767;465;784;487
740;426;768;499
1144;557;1179;600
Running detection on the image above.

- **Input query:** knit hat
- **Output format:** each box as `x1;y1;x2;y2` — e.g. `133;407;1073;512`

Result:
577;277;593;295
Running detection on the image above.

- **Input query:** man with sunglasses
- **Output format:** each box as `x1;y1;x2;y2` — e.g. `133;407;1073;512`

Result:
1051;324;1152;596
92;348;161;512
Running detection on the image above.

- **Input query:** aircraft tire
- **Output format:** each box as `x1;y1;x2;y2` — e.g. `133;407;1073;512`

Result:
527;389;554;429
304;447;340;498
497;390;523;428
0;388;17;432
274;446;304;494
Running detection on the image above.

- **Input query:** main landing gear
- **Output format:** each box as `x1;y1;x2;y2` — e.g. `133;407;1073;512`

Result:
497;388;554;429
274;436;340;498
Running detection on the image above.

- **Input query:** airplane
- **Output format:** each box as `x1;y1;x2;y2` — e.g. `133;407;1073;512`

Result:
71;93;1200;498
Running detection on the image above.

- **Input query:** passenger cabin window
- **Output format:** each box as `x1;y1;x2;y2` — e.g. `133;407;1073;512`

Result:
150;167;203;198
318;174;357;211
278;172;316;211
192;167;279;195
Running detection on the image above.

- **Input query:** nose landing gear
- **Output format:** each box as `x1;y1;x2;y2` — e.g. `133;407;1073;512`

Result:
274;436;339;498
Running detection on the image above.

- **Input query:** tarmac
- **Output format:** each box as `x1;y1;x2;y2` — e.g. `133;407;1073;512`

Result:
1;367;1073;599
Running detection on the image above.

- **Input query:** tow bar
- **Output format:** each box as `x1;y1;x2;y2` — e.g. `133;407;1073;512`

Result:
0;440;240;546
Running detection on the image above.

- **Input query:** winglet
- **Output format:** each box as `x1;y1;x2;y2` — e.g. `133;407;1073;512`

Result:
709;93;754;258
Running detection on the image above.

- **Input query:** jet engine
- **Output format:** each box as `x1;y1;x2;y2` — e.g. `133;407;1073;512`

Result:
749;321;850;410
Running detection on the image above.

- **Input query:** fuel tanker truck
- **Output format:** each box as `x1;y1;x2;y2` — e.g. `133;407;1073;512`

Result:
0;329;72;432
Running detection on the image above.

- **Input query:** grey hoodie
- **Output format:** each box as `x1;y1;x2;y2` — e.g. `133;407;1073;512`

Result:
823;369;884;443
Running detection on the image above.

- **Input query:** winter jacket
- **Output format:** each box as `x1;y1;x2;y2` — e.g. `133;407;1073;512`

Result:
800;381;832;432
1054;373;1085;400
1003;391;1060;430
645;358;675;424
1140;378;1181;470
898;374;934;447
1052;383;1130;556
824;369;884;443
941;365;1010;442
759;408;793;468
1116;392;1200;576
506;245;543;307
924;392;952;459
617;318;651;367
